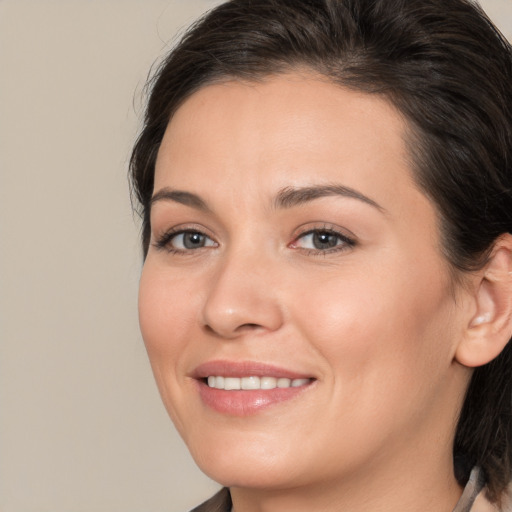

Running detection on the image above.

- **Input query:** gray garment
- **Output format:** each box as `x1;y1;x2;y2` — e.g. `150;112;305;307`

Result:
452;467;486;512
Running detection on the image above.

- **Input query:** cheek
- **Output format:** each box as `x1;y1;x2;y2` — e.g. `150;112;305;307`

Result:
138;263;195;368
292;270;459;459
292;261;457;388
138;262;204;434
138;267;167;356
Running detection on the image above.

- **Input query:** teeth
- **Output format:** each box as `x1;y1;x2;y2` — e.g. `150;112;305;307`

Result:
224;377;241;390
241;376;260;390
261;377;277;389
277;378;291;388
206;376;311;390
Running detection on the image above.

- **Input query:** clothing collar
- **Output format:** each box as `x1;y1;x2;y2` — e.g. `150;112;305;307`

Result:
453;467;486;512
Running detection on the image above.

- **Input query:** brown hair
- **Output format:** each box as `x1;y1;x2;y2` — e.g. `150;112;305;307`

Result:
130;0;512;502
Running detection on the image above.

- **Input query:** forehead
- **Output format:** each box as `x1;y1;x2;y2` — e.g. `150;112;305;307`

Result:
154;73;420;213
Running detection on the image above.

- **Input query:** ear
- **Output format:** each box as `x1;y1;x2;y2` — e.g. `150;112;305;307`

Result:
455;234;512;368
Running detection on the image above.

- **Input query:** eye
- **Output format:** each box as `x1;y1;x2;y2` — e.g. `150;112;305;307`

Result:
291;229;355;253
155;229;217;252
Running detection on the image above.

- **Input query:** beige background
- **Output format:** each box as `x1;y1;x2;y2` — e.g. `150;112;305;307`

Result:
1;1;511;511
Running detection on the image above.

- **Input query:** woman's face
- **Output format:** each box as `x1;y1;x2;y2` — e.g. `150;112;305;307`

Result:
139;74;470;491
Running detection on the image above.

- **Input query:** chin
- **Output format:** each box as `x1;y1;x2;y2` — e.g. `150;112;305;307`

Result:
186;431;306;489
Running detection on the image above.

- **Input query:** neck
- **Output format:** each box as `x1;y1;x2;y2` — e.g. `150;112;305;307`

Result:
230;446;462;512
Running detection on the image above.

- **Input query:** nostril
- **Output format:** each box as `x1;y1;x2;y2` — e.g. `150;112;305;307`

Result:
235;323;264;333
203;321;266;339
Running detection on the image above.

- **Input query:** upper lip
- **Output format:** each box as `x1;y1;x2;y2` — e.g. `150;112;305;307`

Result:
192;360;314;380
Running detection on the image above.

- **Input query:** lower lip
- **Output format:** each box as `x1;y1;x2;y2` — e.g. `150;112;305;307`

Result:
197;381;313;416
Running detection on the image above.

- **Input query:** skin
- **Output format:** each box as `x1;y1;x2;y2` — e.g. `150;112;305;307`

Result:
139;73;477;512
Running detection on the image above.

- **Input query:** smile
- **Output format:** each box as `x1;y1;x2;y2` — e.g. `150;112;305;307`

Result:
206;376;312;390
193;361;316;415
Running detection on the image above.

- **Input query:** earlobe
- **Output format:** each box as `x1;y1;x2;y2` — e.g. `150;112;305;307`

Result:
455;235;512;368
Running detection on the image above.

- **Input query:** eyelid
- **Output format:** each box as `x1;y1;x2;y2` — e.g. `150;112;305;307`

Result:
289;223;357;254
151;222;356;256
152;224;218;253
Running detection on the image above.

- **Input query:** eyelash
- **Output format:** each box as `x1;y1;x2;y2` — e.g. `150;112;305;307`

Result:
153;227;217;254
290;226;356;255
153;226;356;256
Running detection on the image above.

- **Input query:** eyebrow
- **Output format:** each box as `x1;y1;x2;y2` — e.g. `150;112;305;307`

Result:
150;188;211;212
150;184;384;213
273;184;384;211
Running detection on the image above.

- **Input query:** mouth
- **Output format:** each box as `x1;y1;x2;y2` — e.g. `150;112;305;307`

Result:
192;361;316;416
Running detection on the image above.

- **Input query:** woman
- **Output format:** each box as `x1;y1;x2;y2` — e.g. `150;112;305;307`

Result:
130;0;512;510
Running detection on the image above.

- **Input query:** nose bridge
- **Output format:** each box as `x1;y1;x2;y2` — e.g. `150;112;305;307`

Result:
201;241;283;338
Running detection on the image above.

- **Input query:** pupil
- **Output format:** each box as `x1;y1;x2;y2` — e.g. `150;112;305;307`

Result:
184;232;204;249
313;231;338;249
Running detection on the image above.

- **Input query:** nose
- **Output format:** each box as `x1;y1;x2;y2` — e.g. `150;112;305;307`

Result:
201;251;284;339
